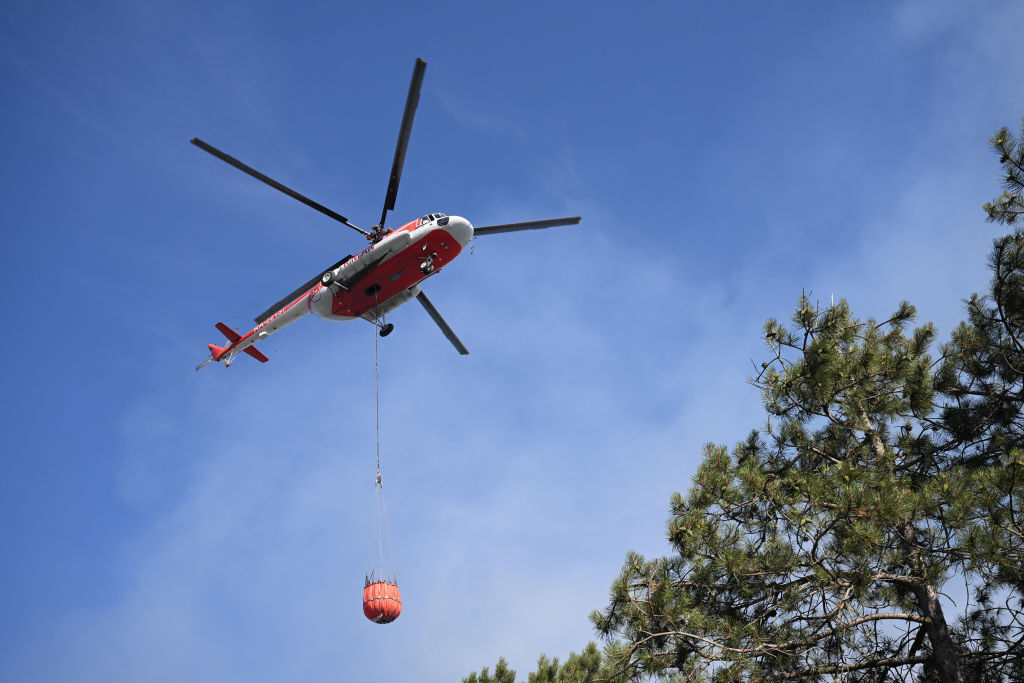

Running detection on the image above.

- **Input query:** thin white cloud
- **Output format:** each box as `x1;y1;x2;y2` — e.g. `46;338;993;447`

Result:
435;89;527;139
6;3;1024;682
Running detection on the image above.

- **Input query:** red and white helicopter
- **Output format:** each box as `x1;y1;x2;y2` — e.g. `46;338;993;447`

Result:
194;58;580;370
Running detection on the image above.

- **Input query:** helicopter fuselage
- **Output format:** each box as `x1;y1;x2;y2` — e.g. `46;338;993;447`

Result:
202;214;473;367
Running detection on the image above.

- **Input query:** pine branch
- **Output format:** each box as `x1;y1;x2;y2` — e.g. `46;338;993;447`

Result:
775;653;931;679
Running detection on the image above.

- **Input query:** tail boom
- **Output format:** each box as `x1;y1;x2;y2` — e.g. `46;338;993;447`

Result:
196;289;312;370
196;323;269;370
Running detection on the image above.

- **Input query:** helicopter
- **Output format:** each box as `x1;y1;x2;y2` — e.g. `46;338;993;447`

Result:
194;58;580;370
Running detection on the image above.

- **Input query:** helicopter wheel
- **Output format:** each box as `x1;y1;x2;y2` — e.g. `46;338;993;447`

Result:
380;323;394;337
321;271;335;287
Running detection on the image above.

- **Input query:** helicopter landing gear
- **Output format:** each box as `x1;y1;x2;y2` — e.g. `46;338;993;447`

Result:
321;270;335;287
380;323;394;337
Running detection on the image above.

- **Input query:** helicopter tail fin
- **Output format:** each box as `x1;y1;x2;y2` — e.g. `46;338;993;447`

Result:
207;343;229;361
196;323;269;369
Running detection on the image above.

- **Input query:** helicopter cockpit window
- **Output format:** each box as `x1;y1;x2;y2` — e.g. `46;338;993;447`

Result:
419;213;449;224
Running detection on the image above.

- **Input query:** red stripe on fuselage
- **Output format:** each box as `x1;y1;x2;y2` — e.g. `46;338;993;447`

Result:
222;291;312;354
332;228;462;317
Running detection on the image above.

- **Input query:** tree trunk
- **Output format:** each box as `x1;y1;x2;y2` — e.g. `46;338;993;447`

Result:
912;582;964;683
859;412;964;683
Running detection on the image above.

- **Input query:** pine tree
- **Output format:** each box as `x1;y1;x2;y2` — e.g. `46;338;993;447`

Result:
593;296;976;680
527;643;622;683
463;657;517;683
461;120;1024;682
586;121;1024;681
981;119;1024;227
933;118;1024;681
464;643;626;683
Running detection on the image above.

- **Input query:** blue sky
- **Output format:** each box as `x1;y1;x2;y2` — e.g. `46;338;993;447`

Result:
2;1;1023;680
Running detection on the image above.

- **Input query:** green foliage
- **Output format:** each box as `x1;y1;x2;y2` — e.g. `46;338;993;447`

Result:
465;644;625;683
463;658;516;683
982;118;1024;227
589;121;1024;680
463;120;1024;682
594;298;964;680
527;642;622;683
934;119;1024;679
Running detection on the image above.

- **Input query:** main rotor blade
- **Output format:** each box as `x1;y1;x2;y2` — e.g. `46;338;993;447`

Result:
191;137;369;236
472;216;582;237
379;58;427;228
415;291;469;355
